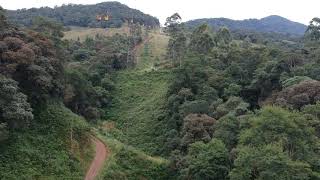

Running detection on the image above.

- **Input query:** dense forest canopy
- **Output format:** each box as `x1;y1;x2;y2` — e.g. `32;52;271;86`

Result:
162;12;320;179
6;1;160;28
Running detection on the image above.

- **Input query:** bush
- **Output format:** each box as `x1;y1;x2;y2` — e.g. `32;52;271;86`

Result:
3;37;24;50
281;76;312;88
179;100;209;117
181;114;216;149
180;139;230;180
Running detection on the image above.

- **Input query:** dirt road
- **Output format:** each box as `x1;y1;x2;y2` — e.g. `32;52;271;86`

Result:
84;137;109;180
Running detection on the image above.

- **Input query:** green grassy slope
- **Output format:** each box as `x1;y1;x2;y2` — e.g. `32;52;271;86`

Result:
105;31;171;155
0;102;93;179
106;69;172;154
96;131;170;180
94;29;172;179
63;25;131;41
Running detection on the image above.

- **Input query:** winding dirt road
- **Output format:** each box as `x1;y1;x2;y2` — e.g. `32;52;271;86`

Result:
85;137;109;180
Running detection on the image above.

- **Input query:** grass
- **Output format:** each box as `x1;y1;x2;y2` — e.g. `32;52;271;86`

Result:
106;69;172;155
104;30;172;155
95;127;170;180
0;102;93;179
63;25;130;41
135;30;169;70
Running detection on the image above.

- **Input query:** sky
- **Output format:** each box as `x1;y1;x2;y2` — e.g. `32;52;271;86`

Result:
0;0;318;25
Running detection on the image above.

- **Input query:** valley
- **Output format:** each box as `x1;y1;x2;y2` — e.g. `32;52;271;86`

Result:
1;1;320;180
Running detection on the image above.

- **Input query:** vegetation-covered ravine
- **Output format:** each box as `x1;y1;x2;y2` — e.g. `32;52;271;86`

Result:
2;2;320;180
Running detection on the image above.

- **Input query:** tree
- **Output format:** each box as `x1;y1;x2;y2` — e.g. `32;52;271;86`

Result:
0;123;9;142
214;114;240;150
31;17;64;47
165;13;186;67
0;75;33;130
215;27;232;46
230;144;314;180
7;2;160;28
180;139;230;180
0;6;8;30
165;13;182;35
224;83;241;97
302;102;320;137
180;100;209;117
180;113;216;149
269;80;320;109
281;76;312;88
305;17;320;41
213;96;249;119
230;106;320;179
189;24;214;54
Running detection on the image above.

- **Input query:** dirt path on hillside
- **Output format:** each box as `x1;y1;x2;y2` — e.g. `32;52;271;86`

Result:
133;36;153;53
133;36;153;65
85;137;109;180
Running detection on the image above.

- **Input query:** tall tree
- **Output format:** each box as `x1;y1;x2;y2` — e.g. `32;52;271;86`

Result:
215;27;232;46
189;24;215;54
31;17;64;48
0;75;33;131
0;6;8;30
305;18;320;41
165;13;186;67
180;139;230;180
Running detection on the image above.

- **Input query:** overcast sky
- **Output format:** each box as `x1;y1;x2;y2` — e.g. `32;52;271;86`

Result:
0;0;318;25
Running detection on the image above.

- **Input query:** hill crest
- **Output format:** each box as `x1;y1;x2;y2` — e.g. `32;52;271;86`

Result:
186;15;307;35
6;1;160;28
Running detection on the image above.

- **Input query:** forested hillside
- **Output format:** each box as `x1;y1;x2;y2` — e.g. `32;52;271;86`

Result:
186;15;307;35
160;13;320;179
6;2;160;28
0;4;157;178
0;7;92;179
1;1;320;179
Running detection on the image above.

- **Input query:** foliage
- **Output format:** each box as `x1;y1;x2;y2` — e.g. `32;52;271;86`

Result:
31;16;64;47
230;143;315;180
0;10;92;179
189;24;215;54
269;80;320;109
97;134;170;180
305;18;320;41
165;13;187;67
0;75;33;131
3;5;320;180
0;102;91;179
281;76;312;88
213;96;249;119
7;2;160;28
215;27;232;46
231;106;320;179
163;16;320;179
179;139;230;180
106;69;173;155
64;68;112;121
180;114;216;149
0;17;64;104
214;114;240;150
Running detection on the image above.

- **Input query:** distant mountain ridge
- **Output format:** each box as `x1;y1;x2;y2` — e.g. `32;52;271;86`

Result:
6;1;160;28
186;15;307;35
